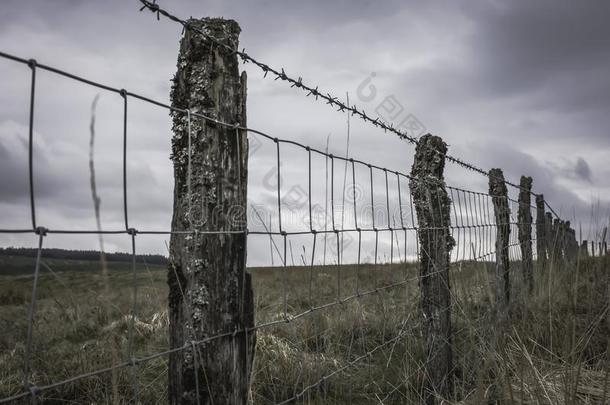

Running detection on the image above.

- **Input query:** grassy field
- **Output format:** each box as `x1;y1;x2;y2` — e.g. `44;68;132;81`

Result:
0;254;608;404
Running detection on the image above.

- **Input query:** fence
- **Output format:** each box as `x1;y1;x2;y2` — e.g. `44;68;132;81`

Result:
0;2;606;404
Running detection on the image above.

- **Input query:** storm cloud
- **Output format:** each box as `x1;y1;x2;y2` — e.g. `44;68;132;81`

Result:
0;0;608;262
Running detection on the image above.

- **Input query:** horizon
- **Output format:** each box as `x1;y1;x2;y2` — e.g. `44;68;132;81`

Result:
0;0;608;267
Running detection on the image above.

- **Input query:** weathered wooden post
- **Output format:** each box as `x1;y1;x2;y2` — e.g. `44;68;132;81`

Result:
545;212;554;262
581;240;589;257
565;222;578;263
569;225;578;260
168;18;254;404
409;134;455;404
535;195;547;269
553;218;563;262
561;221;567;262
489;168;510;312
559;220;568;262
518;176;534;293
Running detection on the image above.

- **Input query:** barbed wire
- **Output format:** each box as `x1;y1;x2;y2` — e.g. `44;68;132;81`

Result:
137;0;553;199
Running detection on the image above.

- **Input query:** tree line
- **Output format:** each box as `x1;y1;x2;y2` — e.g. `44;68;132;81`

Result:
0;247;168;265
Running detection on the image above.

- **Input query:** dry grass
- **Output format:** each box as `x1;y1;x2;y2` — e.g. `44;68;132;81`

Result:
0;254;607;404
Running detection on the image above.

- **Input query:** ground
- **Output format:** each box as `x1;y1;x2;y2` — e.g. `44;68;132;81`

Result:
0;254;608;404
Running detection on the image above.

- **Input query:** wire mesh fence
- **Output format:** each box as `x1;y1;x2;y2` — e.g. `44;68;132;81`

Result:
0;4;606;403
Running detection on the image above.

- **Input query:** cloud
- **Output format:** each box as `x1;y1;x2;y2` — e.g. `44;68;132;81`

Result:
463;0;610;94
574;157;592;182
0;0;608;262
545;155;595;187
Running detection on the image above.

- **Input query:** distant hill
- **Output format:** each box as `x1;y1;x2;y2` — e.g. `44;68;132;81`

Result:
0;247;167;266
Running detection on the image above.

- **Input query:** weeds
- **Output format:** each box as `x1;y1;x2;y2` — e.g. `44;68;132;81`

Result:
0;255;607;403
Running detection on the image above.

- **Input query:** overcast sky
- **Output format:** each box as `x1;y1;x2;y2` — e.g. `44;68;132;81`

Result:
0;0;608;265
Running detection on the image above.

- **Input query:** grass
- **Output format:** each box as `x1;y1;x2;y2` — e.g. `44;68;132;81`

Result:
0;253;607;404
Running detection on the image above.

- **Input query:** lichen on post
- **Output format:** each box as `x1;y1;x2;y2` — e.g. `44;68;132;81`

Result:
535;194;547;270
409;134;455;404
545;212;554;261
168;18;254;405
489;168;510;312
518;176;533;293
553;218;563;263
564;221;578;263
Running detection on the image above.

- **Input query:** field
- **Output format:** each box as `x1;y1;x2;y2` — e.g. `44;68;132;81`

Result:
0;254;608;404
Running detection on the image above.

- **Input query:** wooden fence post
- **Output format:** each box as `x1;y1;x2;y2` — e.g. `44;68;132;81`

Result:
545;212;554;262
554;218;563;262
565;222;578;263
518;176;534;293
560;220;568;262
535;194;547;269
580;240;589;257
168;18;254;404
559;220;565;261
409;134;455;404
489;168;510;313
